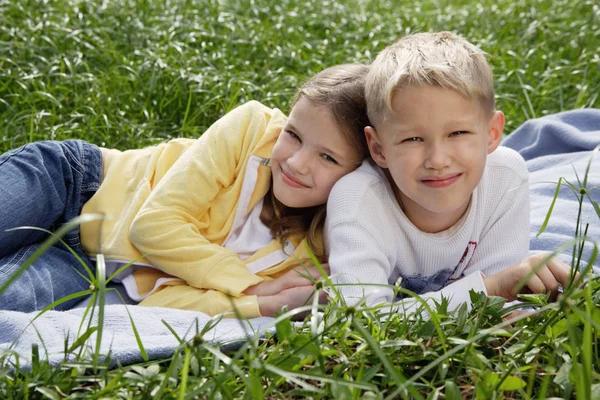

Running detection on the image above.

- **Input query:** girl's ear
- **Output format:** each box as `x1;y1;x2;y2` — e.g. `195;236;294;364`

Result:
365;126;388;168
487;111;505;154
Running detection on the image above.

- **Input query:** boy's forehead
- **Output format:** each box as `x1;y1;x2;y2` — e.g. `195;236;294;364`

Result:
385;87;487;121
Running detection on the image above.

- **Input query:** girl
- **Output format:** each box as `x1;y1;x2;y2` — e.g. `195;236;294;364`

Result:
0;64;370;318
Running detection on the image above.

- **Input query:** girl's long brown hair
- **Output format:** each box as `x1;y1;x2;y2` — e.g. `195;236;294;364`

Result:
262;64;371;260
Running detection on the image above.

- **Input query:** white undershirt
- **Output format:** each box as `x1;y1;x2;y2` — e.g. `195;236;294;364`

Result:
222;198;273;260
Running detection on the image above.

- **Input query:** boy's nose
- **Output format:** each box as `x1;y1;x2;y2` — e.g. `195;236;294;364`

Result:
424;144;451;169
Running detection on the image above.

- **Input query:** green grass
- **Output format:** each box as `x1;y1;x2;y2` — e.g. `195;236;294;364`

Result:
1;0;600;398
2;0;599;154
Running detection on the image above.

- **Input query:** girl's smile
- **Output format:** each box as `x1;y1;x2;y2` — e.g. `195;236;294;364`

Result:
279;166;310;189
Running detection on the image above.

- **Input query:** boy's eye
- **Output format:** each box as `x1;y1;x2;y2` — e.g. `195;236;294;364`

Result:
401;137;422;143
450;131;468;136
321;154;338;164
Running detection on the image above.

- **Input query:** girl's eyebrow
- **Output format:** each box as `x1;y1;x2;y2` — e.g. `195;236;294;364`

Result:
316;138;351;164
285;122;298;132
286;122;348;162
320;144;345;161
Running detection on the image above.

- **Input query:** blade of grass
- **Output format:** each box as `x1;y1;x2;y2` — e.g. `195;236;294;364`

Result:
0;214;104;295
536;177;562;237
351;318;421;400
93;254;107;365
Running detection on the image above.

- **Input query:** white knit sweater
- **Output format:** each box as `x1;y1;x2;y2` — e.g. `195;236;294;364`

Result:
325;146;530;313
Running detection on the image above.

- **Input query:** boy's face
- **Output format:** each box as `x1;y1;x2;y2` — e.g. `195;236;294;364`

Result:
365;85;504;233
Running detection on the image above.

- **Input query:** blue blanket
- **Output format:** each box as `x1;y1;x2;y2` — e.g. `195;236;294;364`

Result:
502;109;600;273
1;110;599;368
0;305;275;367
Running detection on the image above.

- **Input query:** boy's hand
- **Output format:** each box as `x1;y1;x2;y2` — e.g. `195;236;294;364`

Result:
483;253;576;301
244;264;330;297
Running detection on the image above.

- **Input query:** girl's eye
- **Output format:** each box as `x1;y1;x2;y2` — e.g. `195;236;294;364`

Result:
402;137;422;143
450;131;468;136
321;154;338;164
286;130;301;142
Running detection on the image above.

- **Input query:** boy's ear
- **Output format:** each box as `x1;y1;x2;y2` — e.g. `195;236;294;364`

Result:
365;126;388;168
487;111;505;154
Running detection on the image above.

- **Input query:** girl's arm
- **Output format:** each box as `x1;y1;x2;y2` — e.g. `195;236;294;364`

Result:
139;284;264;318
140;265;328;318
130;101;286;296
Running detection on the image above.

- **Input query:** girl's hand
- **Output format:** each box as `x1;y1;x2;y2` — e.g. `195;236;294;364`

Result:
483;253;577;301
257;285;328;319
244;264;329;297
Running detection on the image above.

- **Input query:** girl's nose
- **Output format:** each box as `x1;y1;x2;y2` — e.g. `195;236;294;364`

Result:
287;149;311;175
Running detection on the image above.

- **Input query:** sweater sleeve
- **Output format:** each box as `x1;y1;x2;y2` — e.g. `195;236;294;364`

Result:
326;219;395;306
129;101;278;296
380;271;488;317
325;172;397;306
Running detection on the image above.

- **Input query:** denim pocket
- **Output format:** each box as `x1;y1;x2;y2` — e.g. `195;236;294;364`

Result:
0;246;31;276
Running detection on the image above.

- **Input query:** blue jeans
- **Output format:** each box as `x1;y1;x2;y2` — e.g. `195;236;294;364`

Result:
0;140;103;312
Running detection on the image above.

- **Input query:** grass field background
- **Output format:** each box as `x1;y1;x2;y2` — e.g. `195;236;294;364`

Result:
1;0;599;398
1;0;599;153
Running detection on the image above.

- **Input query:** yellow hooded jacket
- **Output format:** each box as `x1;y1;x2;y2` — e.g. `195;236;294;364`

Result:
80;101;320;318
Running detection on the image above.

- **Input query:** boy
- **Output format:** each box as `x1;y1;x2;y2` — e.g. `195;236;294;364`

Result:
325;32;573;310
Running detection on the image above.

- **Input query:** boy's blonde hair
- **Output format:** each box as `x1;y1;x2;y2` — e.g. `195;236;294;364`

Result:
264;64;371;259
366;31;495;127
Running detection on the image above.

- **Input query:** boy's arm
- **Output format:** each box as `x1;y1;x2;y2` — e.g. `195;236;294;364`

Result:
379;271;488;316
129;101;285;296
325;172;398;306
379;252;574;318
327;220;394;305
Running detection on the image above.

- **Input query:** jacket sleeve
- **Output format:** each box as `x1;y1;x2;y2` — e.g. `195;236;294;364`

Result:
129;101;278;296
139;284;262;318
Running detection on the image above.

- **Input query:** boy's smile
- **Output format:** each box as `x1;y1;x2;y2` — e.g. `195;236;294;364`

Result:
420;172;462;188
366;85;504;233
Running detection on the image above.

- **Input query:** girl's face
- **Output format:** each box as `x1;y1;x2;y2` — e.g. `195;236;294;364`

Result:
270;97;362;208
